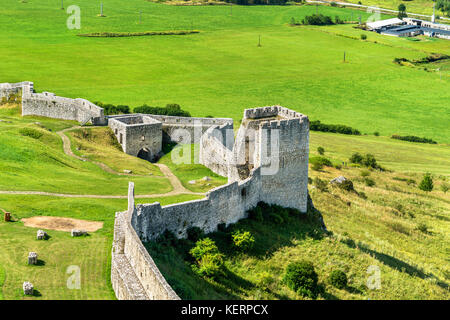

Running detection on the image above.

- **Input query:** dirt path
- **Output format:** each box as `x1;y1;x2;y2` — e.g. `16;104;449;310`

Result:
0;126;204;199
22;216;104;232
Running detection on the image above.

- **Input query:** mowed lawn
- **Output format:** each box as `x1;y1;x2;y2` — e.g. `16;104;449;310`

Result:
0;194;204;300
0;1;448;142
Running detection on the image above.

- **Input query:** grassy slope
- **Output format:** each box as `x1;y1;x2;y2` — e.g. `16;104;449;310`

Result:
0;194;203;300
0;106;172;195
148;162;450;300
66;127;164;176
310;132;450;175
158;143;228;193
340;0;440;16
0;2;448;142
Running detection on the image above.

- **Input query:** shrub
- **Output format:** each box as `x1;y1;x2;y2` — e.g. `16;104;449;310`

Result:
358;191;367;199
156;229;178;247
317;146;325;155
419;173;433;192
334;164;342;170
134;103;191;117
269;213;284;224
313;177;328;192
328;270;347;289
360;34;367;40
350;152;363;164
186;227;204;242
257;272;275;291
232;230;255;251
248;206;263;222
416;223;430;234
283;261;319;299
407;179;416;185
339;179;354;192
360;170;371;177
364;178;375;187
302;14;335;26
193;253;224;279
311;162;323;171
189;238;219;261
310;156;332;167
310;120;360;135
441;183;449;193
391;134;437;144
19;128;43;139
362;154;377;168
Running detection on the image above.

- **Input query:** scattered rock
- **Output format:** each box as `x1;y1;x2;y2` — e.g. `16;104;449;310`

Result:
36;230;47;240
23;282;34;295
71;229;88;237
123;170;132;174
330;176;354;191
28;252;38;265
202;176;211;181
330;176;347;184
188;180;196;185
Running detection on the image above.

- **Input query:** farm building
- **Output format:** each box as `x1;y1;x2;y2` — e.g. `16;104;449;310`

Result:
367;18;450;40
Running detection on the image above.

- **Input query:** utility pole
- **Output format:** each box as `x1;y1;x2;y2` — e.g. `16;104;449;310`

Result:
101;2;104;16
343;51;346;62
230;4;233;16
139;11;142;24
258;35;261;47
316;4;318;15
61;0;64;10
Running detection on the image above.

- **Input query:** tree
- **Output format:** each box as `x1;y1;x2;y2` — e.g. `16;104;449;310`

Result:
436;0;450;17
419;173;433;192
398;4;407;19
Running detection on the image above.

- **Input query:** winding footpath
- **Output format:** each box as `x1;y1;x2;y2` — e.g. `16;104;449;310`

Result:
0;126;204;199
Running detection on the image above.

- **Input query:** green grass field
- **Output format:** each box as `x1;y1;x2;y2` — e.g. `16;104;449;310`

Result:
147;161;450;300
1;1;448;142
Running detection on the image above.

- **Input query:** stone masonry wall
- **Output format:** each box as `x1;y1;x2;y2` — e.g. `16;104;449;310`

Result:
111;183;180;300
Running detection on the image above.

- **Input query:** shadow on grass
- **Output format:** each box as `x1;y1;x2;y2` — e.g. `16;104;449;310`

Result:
342;239;449;290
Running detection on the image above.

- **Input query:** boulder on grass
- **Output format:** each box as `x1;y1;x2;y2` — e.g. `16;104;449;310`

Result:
28;252;38;265
23;282;34;295
71;229;88;237
36;230;47;240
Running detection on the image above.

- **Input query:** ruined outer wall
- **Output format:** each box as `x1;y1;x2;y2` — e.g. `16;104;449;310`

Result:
22;91;105;124
111;183;180;300
142;114;233;144
0;81;33;99
133;167;262;241
199;123;234;177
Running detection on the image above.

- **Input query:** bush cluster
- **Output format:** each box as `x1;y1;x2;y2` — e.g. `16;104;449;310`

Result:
391;135;437;144
134;103;191;117
190;238;224;279
328;270;347;289
418;173;433;192
19;128;43;139
310;120;361;135
94;101;130;115
349;153;381;169
301;14;343;25
283;261;319;299
231;230;255;251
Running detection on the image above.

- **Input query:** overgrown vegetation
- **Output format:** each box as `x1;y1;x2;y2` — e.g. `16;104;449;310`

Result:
391;134;437;145
134;104;191;117
310;120;361;135
283;261;319;299
77;30;200;37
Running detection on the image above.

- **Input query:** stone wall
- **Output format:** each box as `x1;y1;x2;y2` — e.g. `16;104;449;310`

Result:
199;123;234;177
109;116;162;161
132;167;262;241
111;183;180;300
0;81;33;99
22;90;106;125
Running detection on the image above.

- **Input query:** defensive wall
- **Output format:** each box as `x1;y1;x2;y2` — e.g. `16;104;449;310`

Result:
111;106;310;300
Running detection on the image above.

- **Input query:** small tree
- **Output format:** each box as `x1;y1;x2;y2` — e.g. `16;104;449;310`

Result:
398;4;407;19
317;146;325;155
419;173;433;192
328;270;348;289
283;261;319;299
232;230;255;251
